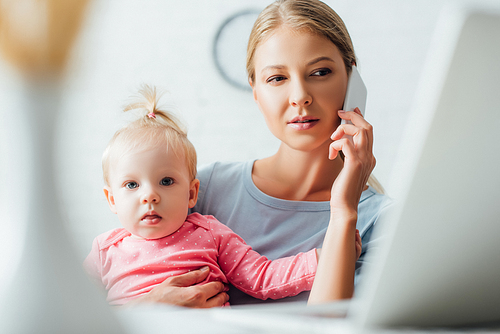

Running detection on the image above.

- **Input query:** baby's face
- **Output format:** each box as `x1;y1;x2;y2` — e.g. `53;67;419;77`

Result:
104;145;198;240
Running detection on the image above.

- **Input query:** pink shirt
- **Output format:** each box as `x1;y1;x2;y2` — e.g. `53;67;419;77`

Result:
84;213;317;305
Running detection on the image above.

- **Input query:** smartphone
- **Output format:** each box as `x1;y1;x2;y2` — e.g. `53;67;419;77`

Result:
341;65;367;125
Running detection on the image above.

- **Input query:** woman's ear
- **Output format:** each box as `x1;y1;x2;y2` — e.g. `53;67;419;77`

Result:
249;78;258;101
103;186;117;214
188;179;200;208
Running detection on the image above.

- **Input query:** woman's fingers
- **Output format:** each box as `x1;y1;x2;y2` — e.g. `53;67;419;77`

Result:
329;109;376;208
164;266;228;307
330;136;375;190
355;229;362;260
204;290;230;308
329;137;355;160
335;109;374;146
333;112;372;144
329;134;372;166
330;108;374;165
186;282;229;308
338;108;366;126
130;266;229;308
167;266;211;287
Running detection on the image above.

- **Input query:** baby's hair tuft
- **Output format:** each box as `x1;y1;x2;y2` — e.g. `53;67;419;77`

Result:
123;84;186;136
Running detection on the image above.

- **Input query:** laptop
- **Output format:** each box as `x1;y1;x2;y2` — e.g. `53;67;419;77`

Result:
209;3;500;332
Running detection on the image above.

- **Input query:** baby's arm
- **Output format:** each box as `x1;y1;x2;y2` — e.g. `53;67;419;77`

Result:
83;238;104;286
211;219;317;300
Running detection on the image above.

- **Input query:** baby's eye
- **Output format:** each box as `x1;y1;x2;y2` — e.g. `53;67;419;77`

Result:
160;177;174;186
125;181;138;189
311;68;332;77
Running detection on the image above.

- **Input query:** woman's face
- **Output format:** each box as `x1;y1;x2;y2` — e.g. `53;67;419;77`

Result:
251;27;348;153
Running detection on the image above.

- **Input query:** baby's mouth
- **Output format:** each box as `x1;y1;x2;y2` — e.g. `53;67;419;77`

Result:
141;212;162;225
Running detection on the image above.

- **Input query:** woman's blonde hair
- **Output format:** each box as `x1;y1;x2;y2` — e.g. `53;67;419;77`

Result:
246;0;384;194
102;85;197;186
246;0;356;83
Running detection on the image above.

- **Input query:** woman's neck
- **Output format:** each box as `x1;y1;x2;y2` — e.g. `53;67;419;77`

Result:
253;143;344;201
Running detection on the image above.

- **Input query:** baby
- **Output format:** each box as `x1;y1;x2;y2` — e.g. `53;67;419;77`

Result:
84;85;326;306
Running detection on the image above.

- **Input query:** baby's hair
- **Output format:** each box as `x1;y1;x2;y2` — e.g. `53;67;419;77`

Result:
102;84;197;186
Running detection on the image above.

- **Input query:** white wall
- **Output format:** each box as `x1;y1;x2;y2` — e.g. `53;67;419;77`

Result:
0;0;483;258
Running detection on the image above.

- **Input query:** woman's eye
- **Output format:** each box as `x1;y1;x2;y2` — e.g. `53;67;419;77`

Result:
160;177;174;186
311;68;332;77
125;182;138;189
267;75;287;83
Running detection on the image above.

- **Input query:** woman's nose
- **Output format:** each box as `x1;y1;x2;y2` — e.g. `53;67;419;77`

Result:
289;79;312;107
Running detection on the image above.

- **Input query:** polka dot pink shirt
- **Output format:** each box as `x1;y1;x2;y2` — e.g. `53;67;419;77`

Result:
84;213;317;305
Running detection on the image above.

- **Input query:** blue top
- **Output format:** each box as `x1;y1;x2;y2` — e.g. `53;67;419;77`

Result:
192;160;390;305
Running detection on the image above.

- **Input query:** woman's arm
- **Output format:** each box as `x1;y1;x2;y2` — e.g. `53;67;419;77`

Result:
309;108;376;304
309;211;358;302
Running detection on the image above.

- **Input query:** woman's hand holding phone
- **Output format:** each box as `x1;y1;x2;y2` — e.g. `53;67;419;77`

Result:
329;65;374;219
309;108;375;303
329;107;376;218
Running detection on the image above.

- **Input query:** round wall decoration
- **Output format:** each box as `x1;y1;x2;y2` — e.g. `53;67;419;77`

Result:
213;10;261;91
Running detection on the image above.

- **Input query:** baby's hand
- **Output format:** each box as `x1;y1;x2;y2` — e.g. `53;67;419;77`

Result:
355;229;362;261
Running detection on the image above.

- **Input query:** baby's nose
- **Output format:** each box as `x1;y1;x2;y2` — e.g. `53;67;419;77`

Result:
141;190;159;204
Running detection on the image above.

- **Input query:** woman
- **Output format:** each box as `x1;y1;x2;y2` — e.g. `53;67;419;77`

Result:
129;0;389;307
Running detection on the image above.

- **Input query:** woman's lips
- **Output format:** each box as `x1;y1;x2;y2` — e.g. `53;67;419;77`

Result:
287;116;319;130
